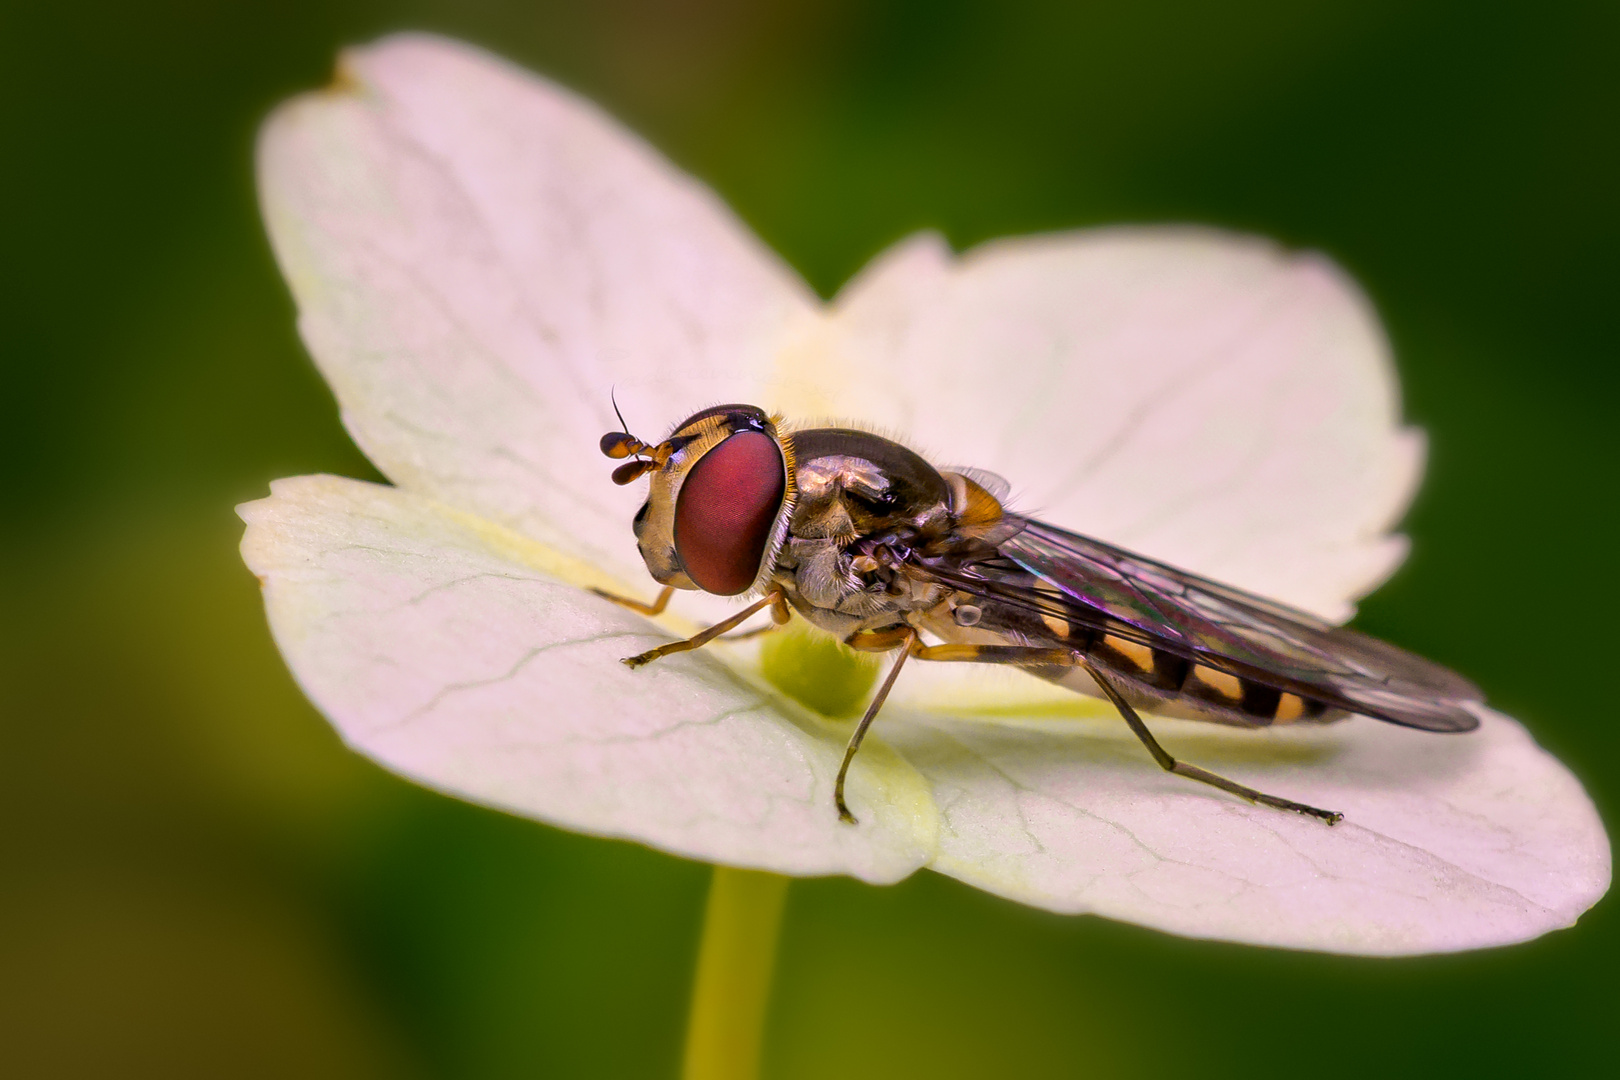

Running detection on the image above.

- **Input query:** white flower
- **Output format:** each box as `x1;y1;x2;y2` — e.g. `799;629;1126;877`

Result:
242;33;1608;955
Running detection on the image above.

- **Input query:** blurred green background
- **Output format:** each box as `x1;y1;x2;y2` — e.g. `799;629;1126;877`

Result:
2;1;1614;1076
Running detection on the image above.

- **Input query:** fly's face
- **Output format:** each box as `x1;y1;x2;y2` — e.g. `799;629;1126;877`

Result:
600;404;796;597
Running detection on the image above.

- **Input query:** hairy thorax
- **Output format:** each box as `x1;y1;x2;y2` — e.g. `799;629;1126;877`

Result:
771;429;968;640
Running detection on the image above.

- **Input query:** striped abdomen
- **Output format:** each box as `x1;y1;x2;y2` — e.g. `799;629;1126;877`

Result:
1076;630;1335;727
963;585;1340;728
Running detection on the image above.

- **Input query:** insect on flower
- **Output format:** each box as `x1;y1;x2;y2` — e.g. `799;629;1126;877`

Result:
241;34;1607;954
599;404;1483;827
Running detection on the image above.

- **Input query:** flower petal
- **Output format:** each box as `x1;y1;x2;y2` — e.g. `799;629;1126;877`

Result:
239;476;937;881
880;705;1608;954
801;230;1421;621
257;34;819;587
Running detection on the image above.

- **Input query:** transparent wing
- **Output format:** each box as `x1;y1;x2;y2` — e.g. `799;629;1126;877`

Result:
922;516;1482;732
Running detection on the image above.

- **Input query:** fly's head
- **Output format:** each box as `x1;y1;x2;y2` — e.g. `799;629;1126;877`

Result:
601;404;796;597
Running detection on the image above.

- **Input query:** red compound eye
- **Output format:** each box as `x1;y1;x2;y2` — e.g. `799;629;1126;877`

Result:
674;432;787;596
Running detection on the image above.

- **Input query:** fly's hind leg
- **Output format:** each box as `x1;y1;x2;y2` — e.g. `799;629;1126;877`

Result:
908;643;1342;825
1078;658;1342;825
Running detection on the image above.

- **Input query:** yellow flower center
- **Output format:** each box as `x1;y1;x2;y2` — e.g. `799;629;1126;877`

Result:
758;625;880;717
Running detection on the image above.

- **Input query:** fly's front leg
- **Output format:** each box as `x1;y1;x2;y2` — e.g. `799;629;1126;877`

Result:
908;642;1342;825
714;624;774;643
590;584;674;616
620;589;784;670
594;584;786;642
717;592;793;642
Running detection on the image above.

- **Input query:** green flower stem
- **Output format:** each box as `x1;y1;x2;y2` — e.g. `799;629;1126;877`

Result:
682;866;791;1080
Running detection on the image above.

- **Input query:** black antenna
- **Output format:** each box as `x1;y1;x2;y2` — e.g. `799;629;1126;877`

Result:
610;387;633;442
600;387;654;466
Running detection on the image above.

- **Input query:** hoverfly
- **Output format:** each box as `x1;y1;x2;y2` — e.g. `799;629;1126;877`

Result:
598;404;1481;826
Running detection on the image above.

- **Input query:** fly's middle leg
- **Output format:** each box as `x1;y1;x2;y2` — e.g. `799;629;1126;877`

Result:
832;626;918;824
831;636;1083;825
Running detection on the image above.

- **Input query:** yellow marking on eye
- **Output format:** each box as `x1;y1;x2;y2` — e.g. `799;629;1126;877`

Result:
678;415;729;438
1194;665;1245;702
1274;693;1307;724
1105;635;1155;672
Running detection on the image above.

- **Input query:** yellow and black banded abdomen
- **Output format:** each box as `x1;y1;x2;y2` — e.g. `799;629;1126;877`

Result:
1031;600;1336;728
925;586;1341;728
